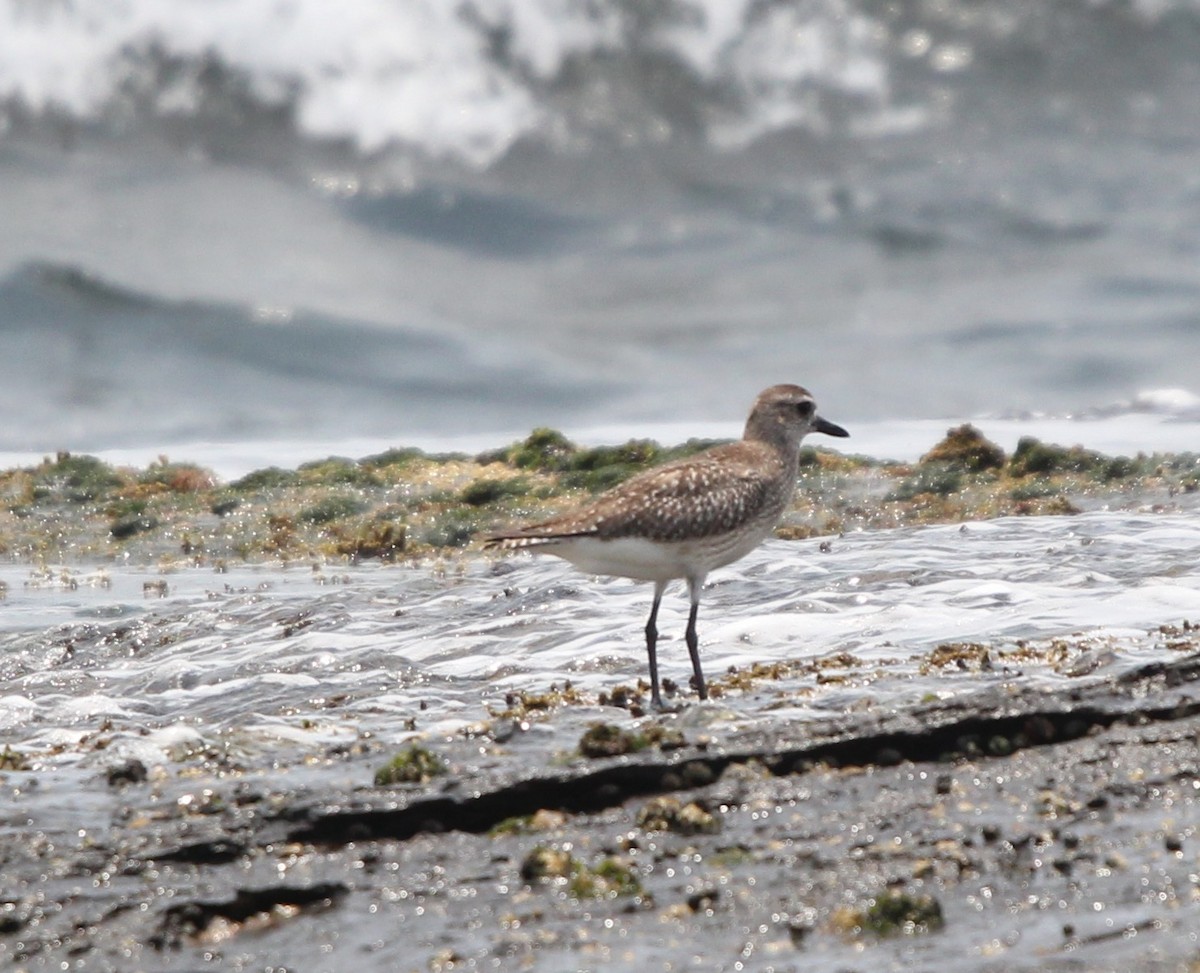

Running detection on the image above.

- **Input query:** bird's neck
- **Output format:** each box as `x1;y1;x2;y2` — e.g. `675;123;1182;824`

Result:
743;421;804;474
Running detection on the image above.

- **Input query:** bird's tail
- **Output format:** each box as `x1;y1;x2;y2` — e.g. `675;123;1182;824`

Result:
481;529;591;551
480;532;547;551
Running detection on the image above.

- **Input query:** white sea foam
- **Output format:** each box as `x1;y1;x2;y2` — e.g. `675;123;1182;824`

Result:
1129;388;1200;416
0;0;892;164
0;0;536;163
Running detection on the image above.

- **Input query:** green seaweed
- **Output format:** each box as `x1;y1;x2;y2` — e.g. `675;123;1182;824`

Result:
885;463;964;501
1100;455;1139;481
520;847;643;899
33;453;123;502
359;447;427;470
374;745;447;786
331;518;406;560
298;457;380;487
561;440;660;492
459;477;529;506
1009;437;1104;477
578;722;648;758
229;466;300;492
297;494;369;524
860;891;945;936
572;857;643;899
635;796;720;835
419;507;485;548
1009;478;1061;501
505;427;577;471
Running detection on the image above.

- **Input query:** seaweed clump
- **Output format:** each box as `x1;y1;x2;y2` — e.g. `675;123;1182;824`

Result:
33;453;124;502
832;890;945;938
635;796;720;835
1008;437;1105;477
373;745;447;786
519;846;644;900
577;721;686;758
329;518;406;561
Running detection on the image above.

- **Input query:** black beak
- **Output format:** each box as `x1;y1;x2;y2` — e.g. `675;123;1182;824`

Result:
814;416;849;438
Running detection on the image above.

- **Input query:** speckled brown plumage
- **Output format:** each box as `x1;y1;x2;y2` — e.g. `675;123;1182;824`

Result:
483;384;849;708
487;440;787;546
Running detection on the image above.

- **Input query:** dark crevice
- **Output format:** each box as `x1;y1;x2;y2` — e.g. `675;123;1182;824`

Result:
151;882;348;950
283;652;1200;847
151;837;249;865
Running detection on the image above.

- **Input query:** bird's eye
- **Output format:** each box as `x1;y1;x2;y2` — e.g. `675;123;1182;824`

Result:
795;400;815;418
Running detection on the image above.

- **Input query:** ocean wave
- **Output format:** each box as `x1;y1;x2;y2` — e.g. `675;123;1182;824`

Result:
0;261;612;450
5;0;1193;167
0;0;891;165
1083;388;1200;421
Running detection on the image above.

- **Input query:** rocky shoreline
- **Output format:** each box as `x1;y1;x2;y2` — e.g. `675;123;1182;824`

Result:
3;643;1198;969
2;426;1200;971
0;424;1197;567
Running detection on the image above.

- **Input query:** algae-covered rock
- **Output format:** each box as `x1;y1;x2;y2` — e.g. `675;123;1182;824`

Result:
832;890;945;937
358;447;426;470
229;466;301;492
635;796;720;835
561;440;661;492
1009;437;1105;477
374;745;446;786
505;428;577;471
578;721;685;757
0;745;30;770
331;518;406;560
33;453;124;502
520;847;643;899
519;845;575;881
297;494;369;524
297;456;380;487
920;424;1006;471
571;857;643;899
861;890;944;935
418;507;485;548
459;476;529;506
137;461;217;493
885;463;963;501
579;722;645;758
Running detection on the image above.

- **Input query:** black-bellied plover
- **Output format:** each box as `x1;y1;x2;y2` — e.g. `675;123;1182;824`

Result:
484;384;849;708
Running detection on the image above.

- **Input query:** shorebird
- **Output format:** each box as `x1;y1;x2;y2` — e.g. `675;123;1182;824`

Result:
483;384;849;708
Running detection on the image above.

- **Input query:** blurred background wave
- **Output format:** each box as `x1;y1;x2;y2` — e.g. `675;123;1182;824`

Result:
1;0;1199;450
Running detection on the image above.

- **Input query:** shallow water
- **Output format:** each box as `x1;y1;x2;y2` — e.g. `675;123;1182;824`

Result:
4;508;1199;776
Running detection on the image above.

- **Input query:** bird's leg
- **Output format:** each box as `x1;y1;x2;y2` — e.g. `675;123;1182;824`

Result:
645;581;666;709
685;576;707;700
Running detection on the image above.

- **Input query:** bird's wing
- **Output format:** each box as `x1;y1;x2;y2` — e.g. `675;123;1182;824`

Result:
483;443;781;547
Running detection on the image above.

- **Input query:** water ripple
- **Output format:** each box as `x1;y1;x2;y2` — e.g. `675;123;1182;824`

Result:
2;510;1199;765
